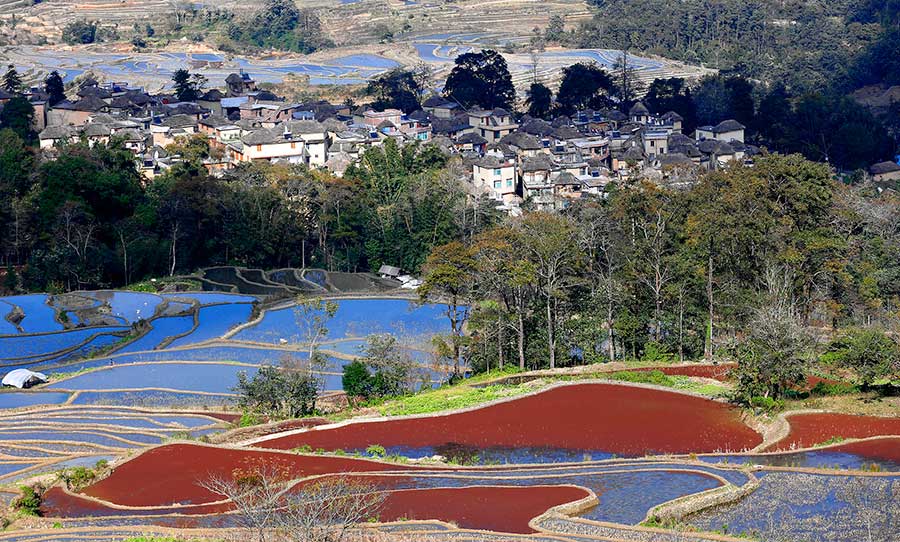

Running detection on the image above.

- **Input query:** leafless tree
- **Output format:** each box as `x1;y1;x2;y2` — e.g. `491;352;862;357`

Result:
200;466;386;542
200;464;290;542
278;476;387;542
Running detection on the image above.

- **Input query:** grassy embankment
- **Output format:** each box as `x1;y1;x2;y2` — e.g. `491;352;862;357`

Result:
356;365;731;419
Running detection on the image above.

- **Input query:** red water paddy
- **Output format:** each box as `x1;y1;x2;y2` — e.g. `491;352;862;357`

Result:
819;437;900;465
259;383;762;456
82;444;418;507
769;413;900;451
379;486;590;533
49;484;586;534
42;486;232;517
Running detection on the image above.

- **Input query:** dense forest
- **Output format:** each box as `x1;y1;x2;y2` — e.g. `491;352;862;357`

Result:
0;130;492;292
416;153;900;399
555;0;900;170
4;116;900;393
568;0;900;95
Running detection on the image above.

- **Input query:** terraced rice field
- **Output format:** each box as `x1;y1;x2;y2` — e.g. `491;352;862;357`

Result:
19;383;900;542
1;290;455;408
255;383;764;458
1;288;898;542
2;30;707;92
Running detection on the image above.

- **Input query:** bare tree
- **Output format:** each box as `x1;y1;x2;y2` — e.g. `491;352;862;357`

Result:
200;464;292;542
200;466;386;542
278;476;387;542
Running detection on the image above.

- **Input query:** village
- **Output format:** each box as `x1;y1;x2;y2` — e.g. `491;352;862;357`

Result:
0;67;804;215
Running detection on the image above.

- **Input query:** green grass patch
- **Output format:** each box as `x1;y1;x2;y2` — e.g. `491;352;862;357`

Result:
124;277;202;293
377;382;535;417
814;436;846;447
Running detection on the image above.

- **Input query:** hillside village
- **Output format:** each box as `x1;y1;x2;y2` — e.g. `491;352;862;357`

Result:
0;69;806;215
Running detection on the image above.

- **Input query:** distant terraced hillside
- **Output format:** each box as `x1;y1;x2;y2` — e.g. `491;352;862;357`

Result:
0;0;592;46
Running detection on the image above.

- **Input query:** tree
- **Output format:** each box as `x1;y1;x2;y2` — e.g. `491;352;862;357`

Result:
443;50;515;110
234;355;322;418
572;199;624;362
229;0;332;53
2;64;22;93
644;77;697;133
341;360;371;404
366;68;422;113
165;133;210;167
732;270;812;402
693;74;755;128
44;71;66;106
0;128;32;194
516;212;582;369
291;298;338;367
825;328;900;387
556;63;615;115
61;20;98;44
201;467;386;542
544;14;566;42
472;227;537;370
612;50;645;108
620;185;677;342
358;333;418;397
171;69;206;102
420;241;476;374
3;264;17;293
0;97;35;143
525;82;553;118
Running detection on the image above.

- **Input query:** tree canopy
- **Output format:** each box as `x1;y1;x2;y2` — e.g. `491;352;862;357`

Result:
443;50;515;110
555;63;615;115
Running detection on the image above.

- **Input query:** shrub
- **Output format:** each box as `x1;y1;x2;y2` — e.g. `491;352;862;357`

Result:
62;20;98;44
238;411;259;427
749;396;782;412
822;328;900;387
342;360;372;402
810;381;859;396
234;362;320;419
642;341;676;363
13;485;41;516
366;444;386;457
57;466;95;490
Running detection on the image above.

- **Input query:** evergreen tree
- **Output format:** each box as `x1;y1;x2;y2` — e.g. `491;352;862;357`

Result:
526;82;553;118
3;265;17;293
556;63;615;115
44;71;66;106
443;50;515;110
171;69;206;102
0;97;35;142
2;64;22;93
366;68;422;113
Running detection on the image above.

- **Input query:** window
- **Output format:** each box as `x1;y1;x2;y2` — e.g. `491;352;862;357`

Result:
494;168;502;175
494;181;501;189
291;142;296;149
256;145;262;151
506;179;513;187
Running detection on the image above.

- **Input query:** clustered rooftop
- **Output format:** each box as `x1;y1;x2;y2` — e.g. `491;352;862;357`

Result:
13;71;892;214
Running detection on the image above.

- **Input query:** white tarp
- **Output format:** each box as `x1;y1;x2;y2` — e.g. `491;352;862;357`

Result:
2;369;48;389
